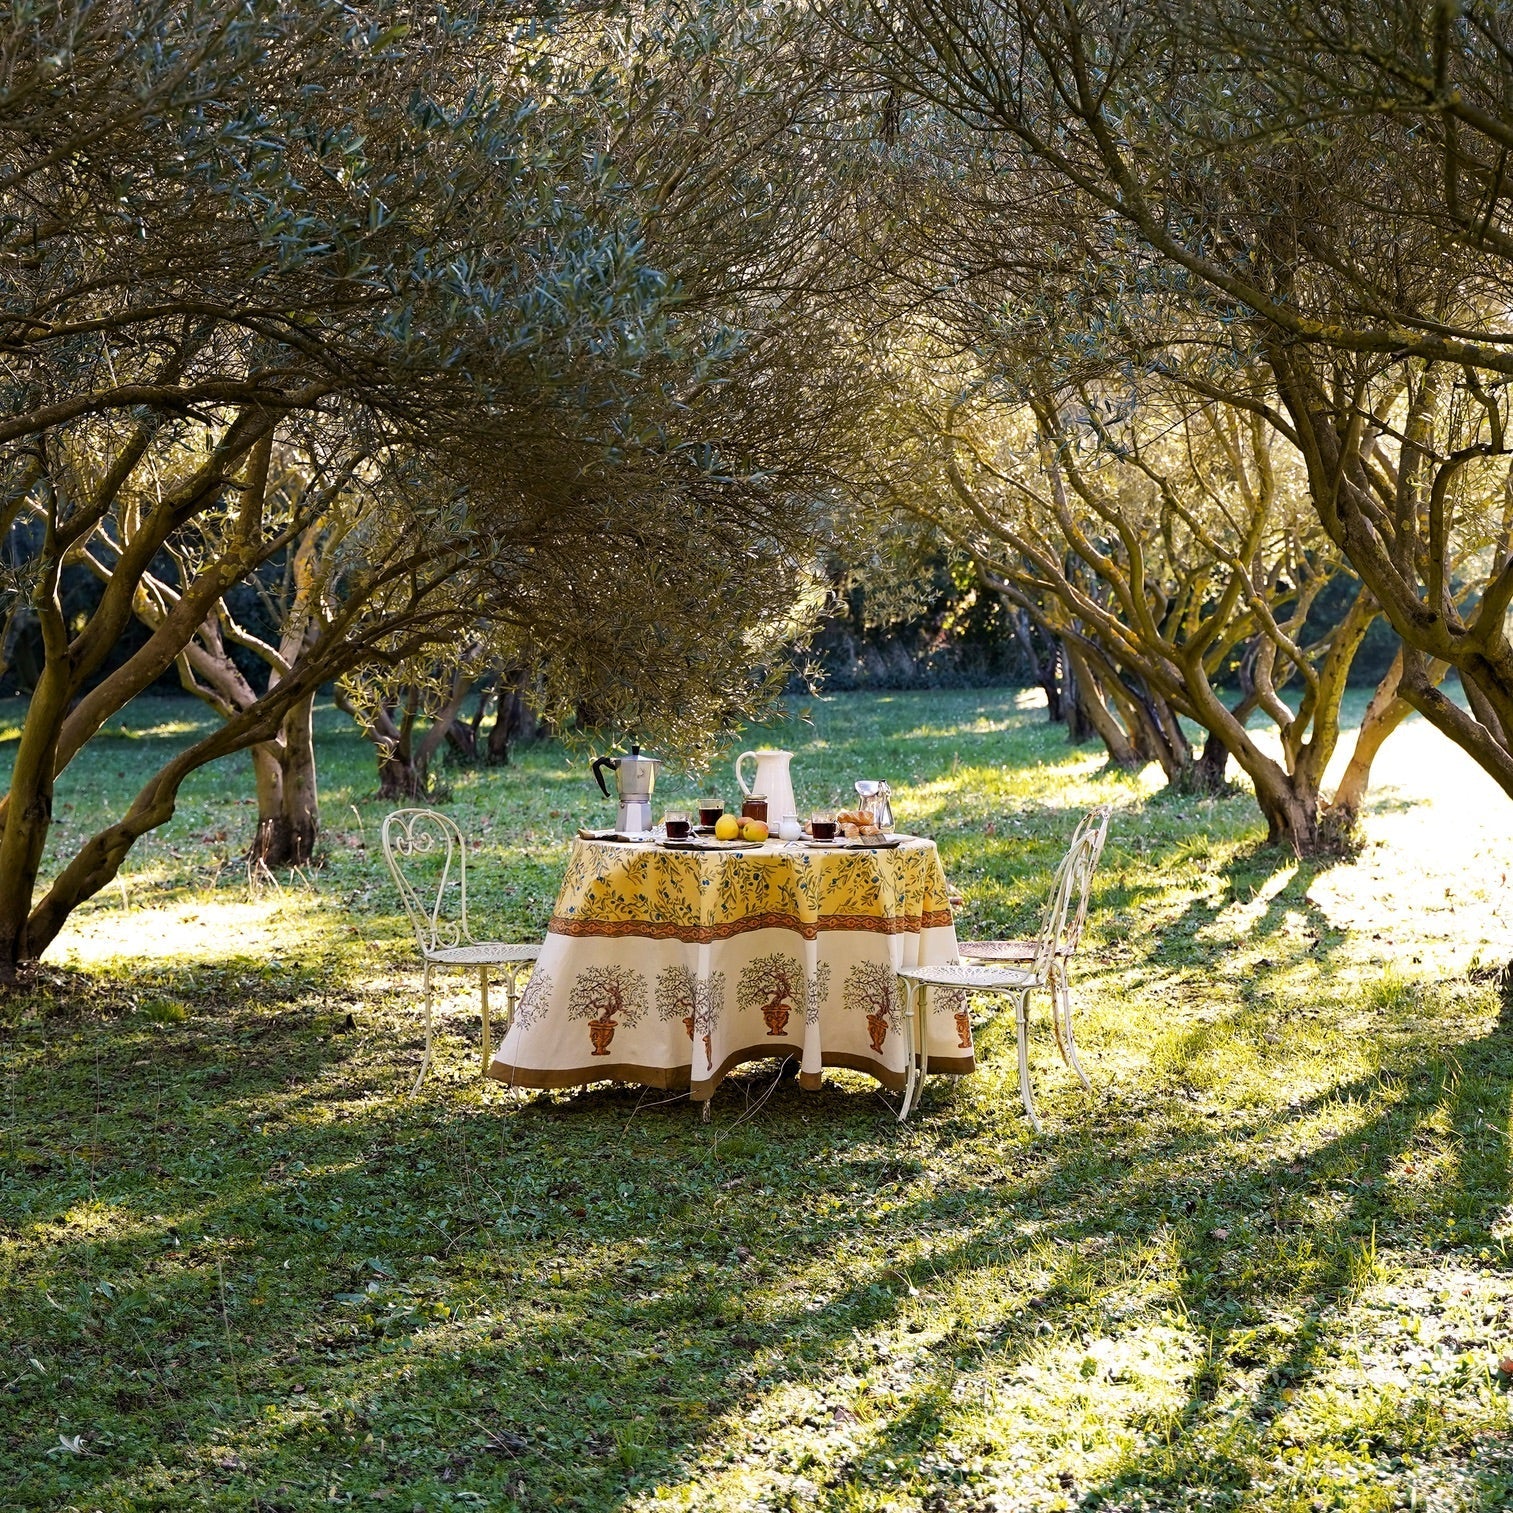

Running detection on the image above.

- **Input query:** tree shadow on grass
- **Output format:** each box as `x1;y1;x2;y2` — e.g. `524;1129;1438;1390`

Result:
8;954;1512;1512
825;1005;1513;1511
7;797;1506;1512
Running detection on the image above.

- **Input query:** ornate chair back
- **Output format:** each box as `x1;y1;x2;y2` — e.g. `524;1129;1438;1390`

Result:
381;808;475;955
1062;806;1112;956
1027;812;1096;979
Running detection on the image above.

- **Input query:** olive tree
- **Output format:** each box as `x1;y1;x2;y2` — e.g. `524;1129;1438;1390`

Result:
881;368;1394;849
0;0;854;976
849;0;1513;805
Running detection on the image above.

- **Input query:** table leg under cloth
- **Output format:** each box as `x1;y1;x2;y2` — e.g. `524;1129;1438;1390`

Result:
487;837;974;1104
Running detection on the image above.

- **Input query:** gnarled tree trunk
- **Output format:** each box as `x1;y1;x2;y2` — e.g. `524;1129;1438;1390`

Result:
350;671;476;799
1324;648;1447;833
248;693;319;867
487;668;543;765
1012;608;1064;722
1183;730;1231;794
1063;641;1141;765
1250;762;1321;853
1061;642;1095;743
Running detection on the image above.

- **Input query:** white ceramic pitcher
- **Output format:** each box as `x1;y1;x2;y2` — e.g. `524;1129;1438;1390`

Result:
735;748;798;828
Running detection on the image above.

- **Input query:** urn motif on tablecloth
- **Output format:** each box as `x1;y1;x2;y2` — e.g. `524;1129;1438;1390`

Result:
932;987;973;1049
738;952;803;1037
567;964;648;1055
844;960;902;1053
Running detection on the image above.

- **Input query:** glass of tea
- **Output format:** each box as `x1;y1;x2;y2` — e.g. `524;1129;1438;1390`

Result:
740;793;768;824
810;809;837;841
663;810;691;840
698;801;724;827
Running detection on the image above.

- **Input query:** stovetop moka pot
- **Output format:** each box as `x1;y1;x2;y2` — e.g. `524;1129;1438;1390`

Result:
591;743;661;833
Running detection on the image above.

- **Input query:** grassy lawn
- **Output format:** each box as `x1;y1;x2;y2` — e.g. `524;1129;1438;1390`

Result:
4;688;1513;1511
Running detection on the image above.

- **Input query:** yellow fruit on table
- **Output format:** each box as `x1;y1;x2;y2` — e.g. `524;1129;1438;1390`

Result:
741;819;769;843
714;814;741;841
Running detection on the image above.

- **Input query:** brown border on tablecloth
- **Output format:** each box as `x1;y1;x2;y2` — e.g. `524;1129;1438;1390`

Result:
486;1058;692;1092
487;1044;977;1100
547;907;956;944
794;1051;977;1093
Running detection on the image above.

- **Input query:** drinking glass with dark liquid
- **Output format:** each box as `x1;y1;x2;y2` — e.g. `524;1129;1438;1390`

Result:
698;802;724;827
740;794;768;824
664;810;691;840
810;810;837;841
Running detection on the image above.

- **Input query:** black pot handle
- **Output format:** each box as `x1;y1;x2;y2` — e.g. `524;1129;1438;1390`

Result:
591;755;617;798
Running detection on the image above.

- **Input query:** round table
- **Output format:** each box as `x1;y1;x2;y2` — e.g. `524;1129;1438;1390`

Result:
487;835;973;1103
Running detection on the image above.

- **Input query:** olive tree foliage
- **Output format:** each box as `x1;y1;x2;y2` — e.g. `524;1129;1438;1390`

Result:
847;0;1513;807
0;0;854;977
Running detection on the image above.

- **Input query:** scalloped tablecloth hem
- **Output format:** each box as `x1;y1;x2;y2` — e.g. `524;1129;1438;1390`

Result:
795;1051;976;1093
487;1046;977;1102
486;1058;690;1092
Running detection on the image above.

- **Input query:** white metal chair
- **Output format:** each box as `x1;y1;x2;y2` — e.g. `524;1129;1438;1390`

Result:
381;808;540;1093
897;813;1104;1129
958;806;1111;1089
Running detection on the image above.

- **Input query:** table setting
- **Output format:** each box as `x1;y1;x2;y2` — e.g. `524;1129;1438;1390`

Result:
487;744;975;1106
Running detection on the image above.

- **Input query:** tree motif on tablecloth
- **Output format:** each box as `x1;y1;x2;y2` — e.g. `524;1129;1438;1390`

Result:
697;971;725;1064
737;952;803;1038
657;963;698;1034
656;963;724;1063
804;961;832;1026
511;969;555;1031
567;964;649;1056
844;960;902;1054
930;986;973;1050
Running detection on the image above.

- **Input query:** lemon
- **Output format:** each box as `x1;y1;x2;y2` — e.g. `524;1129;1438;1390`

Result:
714;814;741;841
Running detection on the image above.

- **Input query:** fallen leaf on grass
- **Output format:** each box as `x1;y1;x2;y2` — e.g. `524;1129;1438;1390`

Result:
1210;1227;1230;1240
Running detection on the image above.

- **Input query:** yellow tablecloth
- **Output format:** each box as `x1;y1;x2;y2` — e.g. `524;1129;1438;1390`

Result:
488;836;972;1102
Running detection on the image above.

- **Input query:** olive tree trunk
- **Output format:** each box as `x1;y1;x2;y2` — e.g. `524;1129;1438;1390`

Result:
248;694;320;867
1063;641;1142;765
1324;647;1447;832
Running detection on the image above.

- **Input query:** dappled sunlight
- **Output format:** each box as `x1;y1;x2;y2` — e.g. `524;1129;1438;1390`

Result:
905;755;1155;820
94;718;208;740
52;893;367;969
1194;861;1299;944
1251;711;1512;977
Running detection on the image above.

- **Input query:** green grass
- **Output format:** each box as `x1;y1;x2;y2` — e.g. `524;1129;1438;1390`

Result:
3;689;1513;1511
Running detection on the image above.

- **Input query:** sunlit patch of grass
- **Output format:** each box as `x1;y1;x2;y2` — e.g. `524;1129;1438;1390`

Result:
139;995;188;1023
1360;966;1421;1016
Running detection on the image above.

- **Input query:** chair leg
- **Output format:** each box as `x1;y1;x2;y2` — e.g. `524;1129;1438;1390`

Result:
1058;964;1091;1090
479;965;491;1078
412;959;435;1095
1048;963;1070;1065
1016;989;1042;1133
505;969;520;1033
909;981;929;1118
897;978;919;1123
